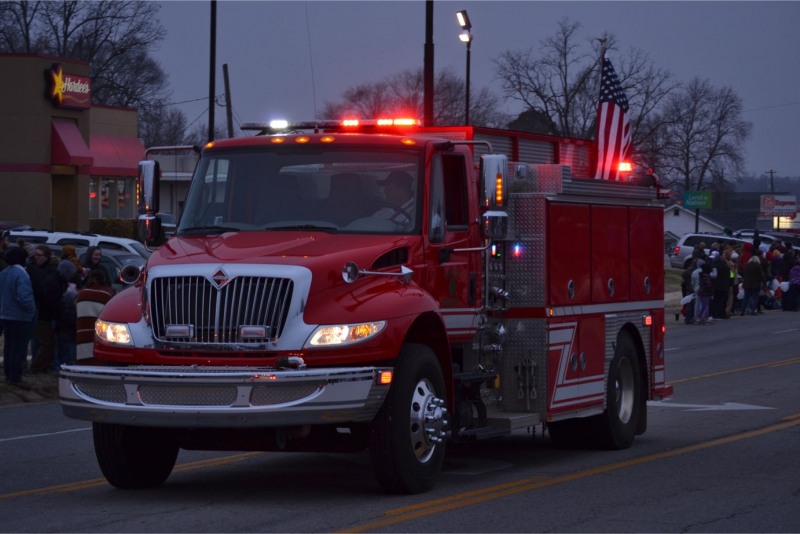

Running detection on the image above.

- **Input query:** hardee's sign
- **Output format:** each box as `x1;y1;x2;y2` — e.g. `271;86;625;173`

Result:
46;63;90;109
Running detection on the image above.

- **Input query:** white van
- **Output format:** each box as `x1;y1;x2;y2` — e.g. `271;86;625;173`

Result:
8;229;150;259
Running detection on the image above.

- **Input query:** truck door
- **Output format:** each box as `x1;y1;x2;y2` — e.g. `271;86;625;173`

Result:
425;151;482;342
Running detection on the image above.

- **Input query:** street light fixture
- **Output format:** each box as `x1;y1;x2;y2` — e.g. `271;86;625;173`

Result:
456;10;472;125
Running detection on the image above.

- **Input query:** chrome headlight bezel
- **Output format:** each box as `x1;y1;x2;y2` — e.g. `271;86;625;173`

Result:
95;320;133;346
304;321;386;348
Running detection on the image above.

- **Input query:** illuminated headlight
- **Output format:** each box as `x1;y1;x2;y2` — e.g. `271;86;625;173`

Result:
95;320;133;345
305;321;386;347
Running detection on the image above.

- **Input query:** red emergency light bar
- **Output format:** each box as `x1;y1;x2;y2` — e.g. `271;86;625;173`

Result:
241;118;421;136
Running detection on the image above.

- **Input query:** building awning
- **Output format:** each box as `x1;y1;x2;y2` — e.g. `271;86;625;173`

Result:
90;134;144;177
51;119;93;167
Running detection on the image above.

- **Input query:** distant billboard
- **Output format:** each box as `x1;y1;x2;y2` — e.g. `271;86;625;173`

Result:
759;194;797;217
682;191;712;210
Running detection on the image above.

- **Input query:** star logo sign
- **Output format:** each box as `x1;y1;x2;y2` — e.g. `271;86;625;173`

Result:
50;64;65;104
210;268;232;289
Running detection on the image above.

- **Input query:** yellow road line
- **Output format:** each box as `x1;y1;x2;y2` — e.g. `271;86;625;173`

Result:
340;416;800;533
670;356;800;385
0;451;262;501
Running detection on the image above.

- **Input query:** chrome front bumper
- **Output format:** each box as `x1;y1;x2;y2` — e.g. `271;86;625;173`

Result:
59;365;391;428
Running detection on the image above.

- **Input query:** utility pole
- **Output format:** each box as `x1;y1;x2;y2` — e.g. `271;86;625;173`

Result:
223;64;233;138
423;1;434;127
766;169;776;193
208;0;217;143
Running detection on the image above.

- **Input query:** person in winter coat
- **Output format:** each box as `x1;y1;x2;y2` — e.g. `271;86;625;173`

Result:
782;256;800;312
31;259;76;372
742;250;765;315
75;269;115;361
696;262;713;324
710;250;731;319
681;257;697;324
29;244;57;373
53;282;78;368
0;247;36;386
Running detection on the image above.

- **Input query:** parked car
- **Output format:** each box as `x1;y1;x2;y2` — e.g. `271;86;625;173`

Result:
734;229;800;248
669;233;753;269
9;229;150;259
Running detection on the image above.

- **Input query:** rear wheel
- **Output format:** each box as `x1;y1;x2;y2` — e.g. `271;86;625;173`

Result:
93;423;179;489
594;331;642;449
369;343;448;494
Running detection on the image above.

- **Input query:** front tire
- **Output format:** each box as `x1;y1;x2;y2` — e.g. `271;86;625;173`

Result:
93;423;179;489
369;343;448;494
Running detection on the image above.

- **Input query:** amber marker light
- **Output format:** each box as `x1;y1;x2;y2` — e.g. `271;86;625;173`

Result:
270;137;285;144
295;136;310;144
204;141;215;149
320;136;336;143
495;173;504;206
378;370;393;385
401;138;416;146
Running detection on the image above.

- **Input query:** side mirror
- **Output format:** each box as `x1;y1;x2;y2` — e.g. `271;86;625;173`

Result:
482;211;508;241
479;154;508;209
137;160;160;215
137;213;163;246
479;154;509;241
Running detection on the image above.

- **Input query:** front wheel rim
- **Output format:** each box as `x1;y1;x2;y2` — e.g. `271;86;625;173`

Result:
409;378;448;463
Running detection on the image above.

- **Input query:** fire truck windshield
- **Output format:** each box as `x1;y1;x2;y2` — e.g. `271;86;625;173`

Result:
178;147;422;235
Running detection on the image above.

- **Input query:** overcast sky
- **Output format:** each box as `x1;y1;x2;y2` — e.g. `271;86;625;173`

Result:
154;1;800;178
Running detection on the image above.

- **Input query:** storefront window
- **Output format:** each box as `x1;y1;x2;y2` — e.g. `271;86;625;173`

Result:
90;177;136;219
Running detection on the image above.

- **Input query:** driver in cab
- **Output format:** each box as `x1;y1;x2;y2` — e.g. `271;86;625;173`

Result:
373;171;414;228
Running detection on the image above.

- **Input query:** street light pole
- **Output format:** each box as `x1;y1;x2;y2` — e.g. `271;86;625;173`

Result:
465;38;471;125
456;10;472;125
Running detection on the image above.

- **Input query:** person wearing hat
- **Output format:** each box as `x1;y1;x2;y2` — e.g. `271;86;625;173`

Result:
0;247;36;387
373;171;415;229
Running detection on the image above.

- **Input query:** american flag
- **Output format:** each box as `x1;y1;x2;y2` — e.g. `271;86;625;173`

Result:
594;57;632;180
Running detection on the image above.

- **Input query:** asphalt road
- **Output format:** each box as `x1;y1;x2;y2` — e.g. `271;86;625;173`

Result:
1;308;798;532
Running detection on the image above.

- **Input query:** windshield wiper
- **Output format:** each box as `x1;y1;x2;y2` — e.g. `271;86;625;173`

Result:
266;224;338;232
179;225;240;235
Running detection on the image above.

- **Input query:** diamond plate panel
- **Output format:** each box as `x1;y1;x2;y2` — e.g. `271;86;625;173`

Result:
504;193;547;307
499;319;548;414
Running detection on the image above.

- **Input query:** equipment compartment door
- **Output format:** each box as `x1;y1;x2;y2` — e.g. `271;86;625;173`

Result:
591;205;629;303
629;207;664;301
548;203;591;305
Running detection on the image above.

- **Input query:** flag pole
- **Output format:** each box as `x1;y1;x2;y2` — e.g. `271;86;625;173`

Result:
597;37;607;88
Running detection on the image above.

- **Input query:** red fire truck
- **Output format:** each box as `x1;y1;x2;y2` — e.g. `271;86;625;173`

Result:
59;119;672;494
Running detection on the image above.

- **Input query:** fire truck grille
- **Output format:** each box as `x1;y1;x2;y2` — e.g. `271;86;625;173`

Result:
149;275;294;345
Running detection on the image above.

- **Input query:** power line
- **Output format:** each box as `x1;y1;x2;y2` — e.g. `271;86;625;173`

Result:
743;101;800;113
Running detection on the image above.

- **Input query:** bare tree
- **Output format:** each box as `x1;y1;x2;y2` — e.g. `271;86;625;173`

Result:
321;68;509;127
138;104;189;148
494;18;676;153
0;1;178;143
654;78;751;194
